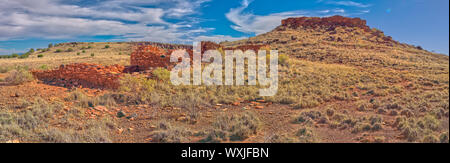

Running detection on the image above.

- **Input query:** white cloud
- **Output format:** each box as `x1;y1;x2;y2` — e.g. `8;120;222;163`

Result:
0;48;25;55
225;0;310;35
194;35;248;43
0;0;214;43
324;1;372;8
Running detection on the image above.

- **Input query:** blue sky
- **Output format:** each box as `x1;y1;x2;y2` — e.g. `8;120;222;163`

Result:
0;0;448;55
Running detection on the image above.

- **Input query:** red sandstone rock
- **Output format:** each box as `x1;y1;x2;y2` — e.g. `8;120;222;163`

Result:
281;15;370;31
130;45;170;71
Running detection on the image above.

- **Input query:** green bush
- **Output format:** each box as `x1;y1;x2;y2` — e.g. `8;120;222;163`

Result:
118;74;156;104
39;64;49;70
91;53;95;57
153;68;171;82
67;48;74;52
279;54;289;66
55;49;63;53
105;45;110;49
37;54;44;58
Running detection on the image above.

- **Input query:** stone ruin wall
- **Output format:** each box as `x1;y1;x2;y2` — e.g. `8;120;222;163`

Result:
31;63;125;89
32;42;268;89
130;42;269;71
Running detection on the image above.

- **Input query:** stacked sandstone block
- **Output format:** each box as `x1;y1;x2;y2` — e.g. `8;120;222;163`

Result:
130;45;195;71
130;45;171;71
31;63;125;89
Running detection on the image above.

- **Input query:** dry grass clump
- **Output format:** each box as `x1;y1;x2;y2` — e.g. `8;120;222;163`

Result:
395;114;444;142
202;111;261;142
118;74;156;105
5;68;34;85
0;98;114;143
149;121;193;143
295;127;319;143
66;89;117;108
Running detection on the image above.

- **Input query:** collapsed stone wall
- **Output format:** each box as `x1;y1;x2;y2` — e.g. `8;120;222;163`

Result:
31;63;125;89
202;41;269;53
31;42;269;89
133;41;192;50
130;45;171;71
130;42;268;71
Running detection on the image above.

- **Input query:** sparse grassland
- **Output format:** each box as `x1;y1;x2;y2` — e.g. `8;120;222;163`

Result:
0;42;131;70
0;21;449;143
0;97;115;143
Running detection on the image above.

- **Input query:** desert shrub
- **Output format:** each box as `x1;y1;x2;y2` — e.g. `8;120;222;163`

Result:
326;108;335;117
264;133;297;143
105;45;110;49
82;50;86;53
422;134;439;143
395;115;443;142
0;66;11;73
278;54;289;66
38;64;49;70
37;54;44;58
66;89;116;108
150;121;192;143
91;53;95;57
440;132;449;143
204;111;261;142
66;48;74;52
294;110;322;124
66;89;95;108
77;52;80;55
55;49;63;53
153;68;171;82
118;74;156;104
296;127;318;143
5;68;34;85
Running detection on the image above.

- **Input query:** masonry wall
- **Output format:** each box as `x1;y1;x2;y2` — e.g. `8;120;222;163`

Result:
31;63;125;89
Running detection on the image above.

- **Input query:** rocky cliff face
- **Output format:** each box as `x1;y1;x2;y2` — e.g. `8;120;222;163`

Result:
281;15;370;31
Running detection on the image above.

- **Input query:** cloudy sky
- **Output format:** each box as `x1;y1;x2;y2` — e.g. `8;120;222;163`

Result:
0;0;448;55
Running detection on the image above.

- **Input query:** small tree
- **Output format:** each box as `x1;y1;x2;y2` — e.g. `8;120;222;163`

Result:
48;43;53;48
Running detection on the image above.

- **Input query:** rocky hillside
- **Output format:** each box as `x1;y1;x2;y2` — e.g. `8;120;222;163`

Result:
222;16;448;72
